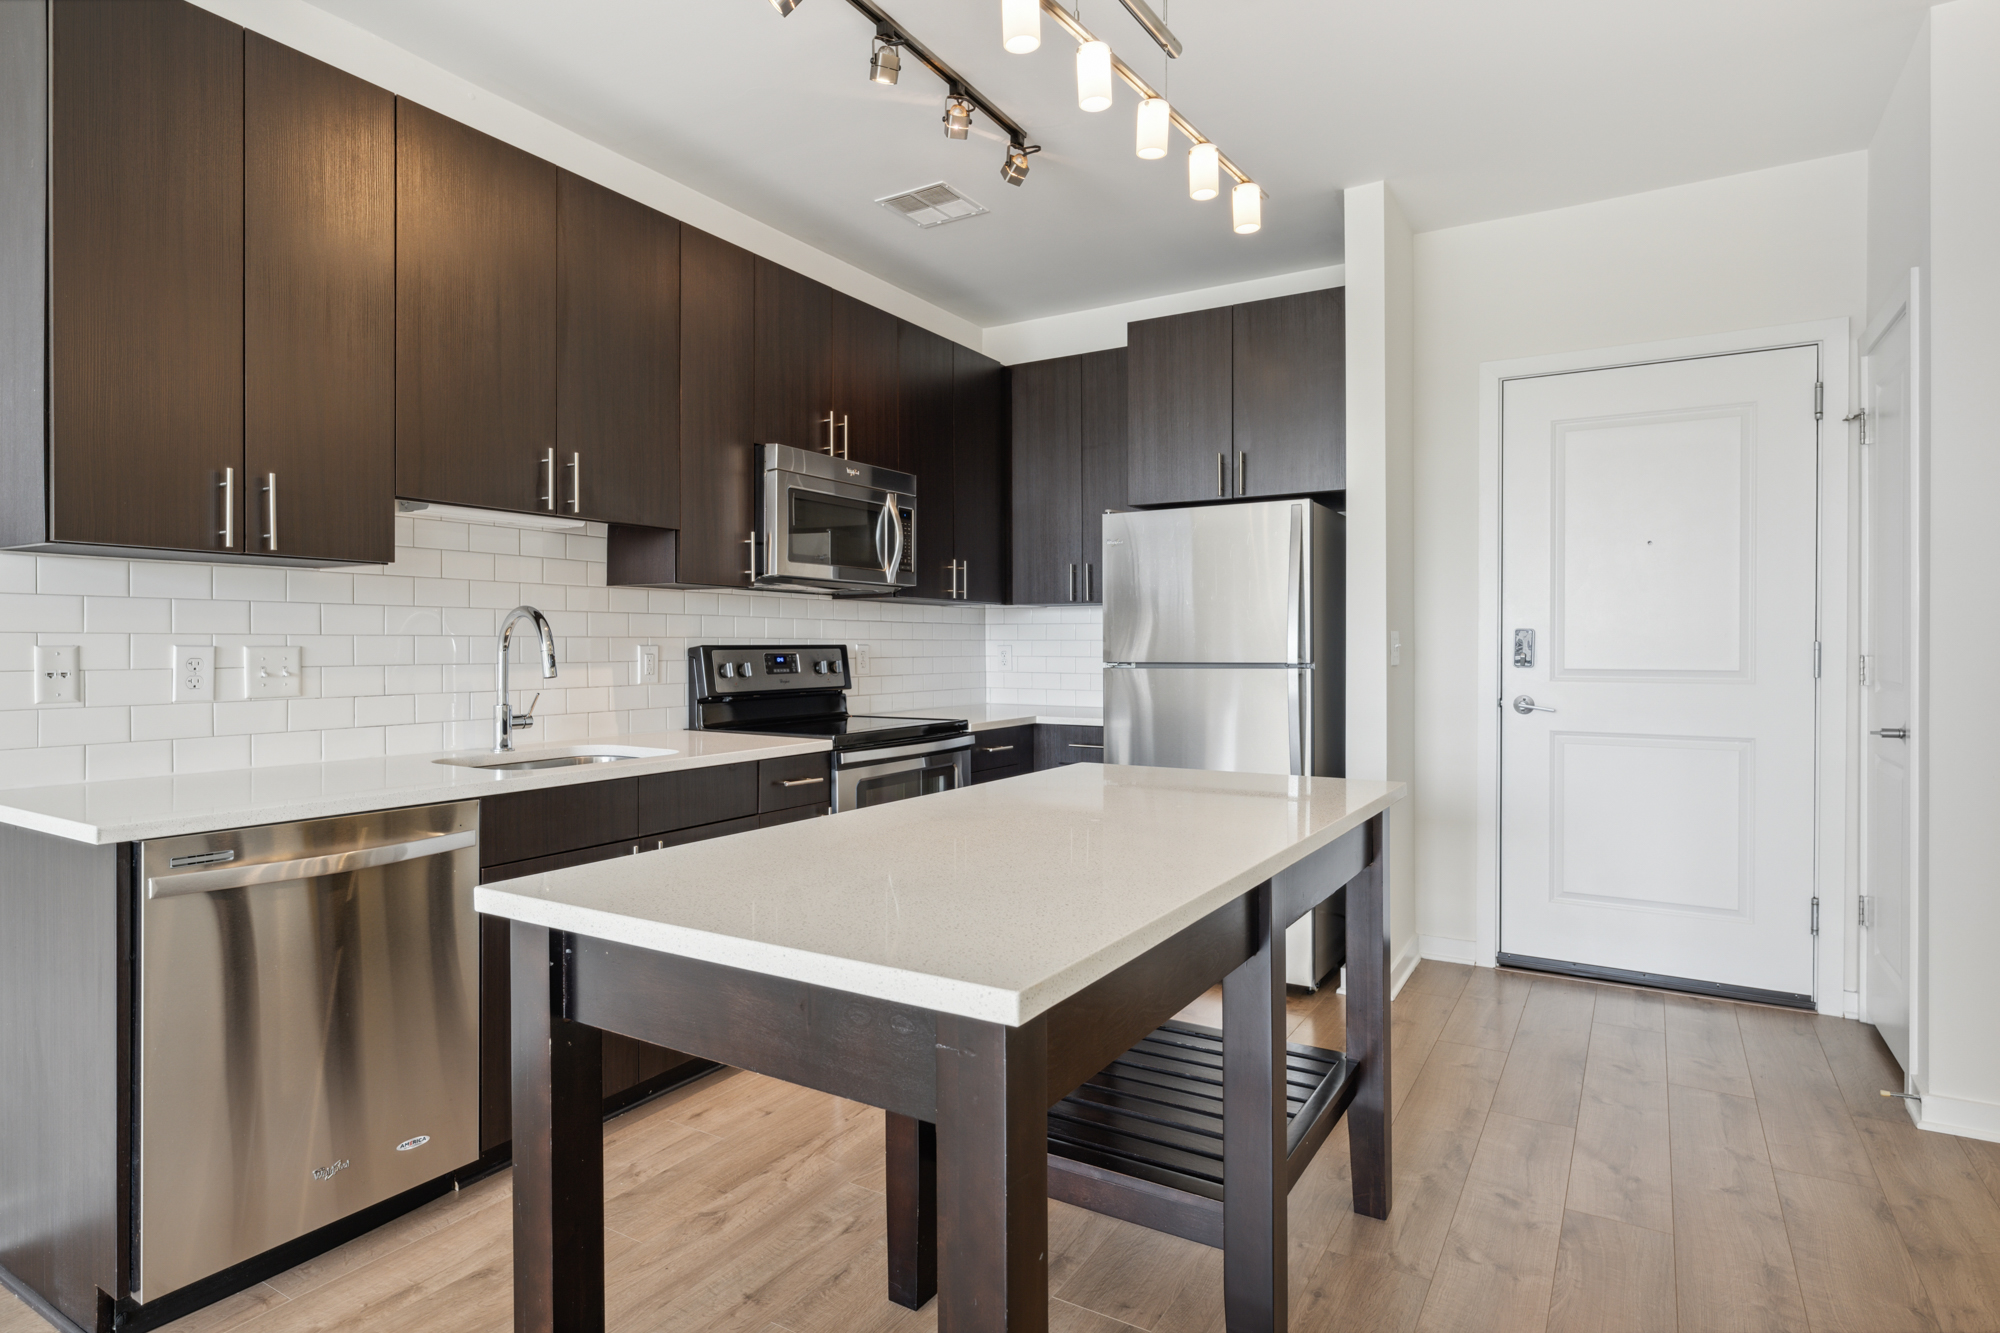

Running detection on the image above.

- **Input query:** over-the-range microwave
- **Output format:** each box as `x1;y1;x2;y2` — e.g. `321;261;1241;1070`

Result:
752;443;917;593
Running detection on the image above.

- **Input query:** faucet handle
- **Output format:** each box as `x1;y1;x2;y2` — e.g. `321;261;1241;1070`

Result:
514;692;540;729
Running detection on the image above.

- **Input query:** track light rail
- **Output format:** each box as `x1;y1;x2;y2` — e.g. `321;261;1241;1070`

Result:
842;0;1036;149
1040;0;1258;192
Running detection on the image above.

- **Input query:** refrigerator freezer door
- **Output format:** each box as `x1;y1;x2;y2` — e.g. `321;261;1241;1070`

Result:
1105;666;1310;775
1102;501;1308;664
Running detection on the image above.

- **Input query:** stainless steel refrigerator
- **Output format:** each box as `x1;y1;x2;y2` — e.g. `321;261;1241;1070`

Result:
1102;498;1345;986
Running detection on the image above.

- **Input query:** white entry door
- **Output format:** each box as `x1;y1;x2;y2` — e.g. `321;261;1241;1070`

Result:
1499;346;1821;1004
1860;293;1916;1067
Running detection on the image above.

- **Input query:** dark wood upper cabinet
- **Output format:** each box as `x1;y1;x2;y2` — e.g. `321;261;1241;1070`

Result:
952;345;1009;604
832;293;903;471
44;0;244;555
557;170;679;529
395;98;557;515
1233;288;1345;497
753;258;833;456
1078;348;1129;603
1126;306;1234;507
244;34;395;565
676;226;758;587
900;322;957;599
1009;356;1082;606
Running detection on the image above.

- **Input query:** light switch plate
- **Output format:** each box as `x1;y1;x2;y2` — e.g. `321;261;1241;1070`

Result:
173;645;215;702
636;643;661;685
33;645;79;704
244;646;303;699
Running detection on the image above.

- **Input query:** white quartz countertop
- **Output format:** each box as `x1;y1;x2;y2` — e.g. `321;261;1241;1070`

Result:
477;765;1403;1025
0;731;830;845
887;704;1103;731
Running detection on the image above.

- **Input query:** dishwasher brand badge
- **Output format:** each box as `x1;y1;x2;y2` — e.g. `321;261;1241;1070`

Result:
311;1159;351;1182
395;1135;431;1152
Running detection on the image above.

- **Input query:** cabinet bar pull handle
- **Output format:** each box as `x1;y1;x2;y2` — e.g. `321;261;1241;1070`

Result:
1068;563;1077;602
779;776;827;788
264;473;278;551
1238;451;1246;494
220;467;235;548
1070;743;1104;749
1085;562;1094;602
840;414;851;460
540;449;556;510
568;453;581;514
959;559;968;599
976;744;1015;753
1217;452;1226;497
822;411;837;455
744;534;757;580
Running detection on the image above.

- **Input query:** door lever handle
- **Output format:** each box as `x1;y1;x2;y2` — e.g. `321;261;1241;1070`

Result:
1512;695;1555;715
1871;727;1909;740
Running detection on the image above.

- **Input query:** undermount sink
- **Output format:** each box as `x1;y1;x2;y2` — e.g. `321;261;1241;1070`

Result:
435;744;677;772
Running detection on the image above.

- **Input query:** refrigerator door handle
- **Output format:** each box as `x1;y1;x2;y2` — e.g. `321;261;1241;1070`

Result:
1287;668;1305;775
1286;503;1304;667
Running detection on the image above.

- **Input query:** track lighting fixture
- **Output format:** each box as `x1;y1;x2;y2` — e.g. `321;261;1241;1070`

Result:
1076;40;1114;112
1136;97;1170;159
1002;0;1041;53
1000;143;1038;186
770;0;806;14
1187;142;1219;200
943;95;974;140
1232;181;1262;234
869;36;902;85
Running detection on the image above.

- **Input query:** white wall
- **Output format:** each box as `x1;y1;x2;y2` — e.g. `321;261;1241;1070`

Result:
1409;154;1869;957
982;265;1345;366
1868;22;1932;322
1918;0;2000;1142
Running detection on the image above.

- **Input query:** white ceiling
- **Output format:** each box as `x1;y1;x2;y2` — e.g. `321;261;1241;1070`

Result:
304;0;1932;326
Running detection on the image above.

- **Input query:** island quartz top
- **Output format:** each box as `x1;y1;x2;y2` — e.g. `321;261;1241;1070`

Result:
477;764;1404;1026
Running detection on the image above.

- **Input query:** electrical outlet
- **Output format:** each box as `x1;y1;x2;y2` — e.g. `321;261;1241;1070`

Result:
636;643;661;685
33;645;79;704
996;643;1014;672
244;646;303;699
854;643;871;674
173;645;215;702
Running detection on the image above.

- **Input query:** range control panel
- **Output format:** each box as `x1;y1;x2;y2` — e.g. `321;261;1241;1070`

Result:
692;644;848;696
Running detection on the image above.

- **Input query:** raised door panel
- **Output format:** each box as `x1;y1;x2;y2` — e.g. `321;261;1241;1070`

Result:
395;98;556;515
678;226;757;586
244;35;395;565
833;293;903;471
49;0;244;554
1078;348;1128;605
1127;307;1233;506
1233;288;1344;496
1009;356;1082;606
754;258;833;456
557;170;679;528
953;345;1009;603
900;322;957;599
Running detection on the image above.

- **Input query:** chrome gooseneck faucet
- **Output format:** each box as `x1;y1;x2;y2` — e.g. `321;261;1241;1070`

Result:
495;605;558;752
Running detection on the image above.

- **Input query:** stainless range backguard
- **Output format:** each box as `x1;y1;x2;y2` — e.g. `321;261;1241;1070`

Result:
136;801;480;1301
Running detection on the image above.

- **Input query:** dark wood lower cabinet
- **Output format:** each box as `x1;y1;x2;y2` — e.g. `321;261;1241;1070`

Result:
1037;724;1105;770
969;724;1104;785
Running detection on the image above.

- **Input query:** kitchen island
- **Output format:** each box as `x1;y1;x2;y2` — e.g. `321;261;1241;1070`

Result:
480;763;1403;1332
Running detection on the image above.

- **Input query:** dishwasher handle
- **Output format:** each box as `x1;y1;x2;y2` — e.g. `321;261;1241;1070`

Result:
146;828;478;899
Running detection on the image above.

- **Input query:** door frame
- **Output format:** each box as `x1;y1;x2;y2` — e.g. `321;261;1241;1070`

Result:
1472;319;1853;1014
1857;272;1925;1083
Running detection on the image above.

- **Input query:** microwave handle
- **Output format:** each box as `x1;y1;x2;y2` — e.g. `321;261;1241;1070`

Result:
888;497;905;578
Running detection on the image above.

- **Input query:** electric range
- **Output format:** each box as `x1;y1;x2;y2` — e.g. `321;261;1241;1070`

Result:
687;645;972;812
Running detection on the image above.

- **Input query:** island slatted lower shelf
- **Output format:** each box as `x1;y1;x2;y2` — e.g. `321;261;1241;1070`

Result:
1046;1020;1358;1248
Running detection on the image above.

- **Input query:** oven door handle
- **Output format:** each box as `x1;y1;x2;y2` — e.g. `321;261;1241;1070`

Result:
146;829;477;899
835;736;974;766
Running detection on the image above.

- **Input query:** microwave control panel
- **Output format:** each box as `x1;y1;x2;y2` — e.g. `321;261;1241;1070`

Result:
692;644;848;696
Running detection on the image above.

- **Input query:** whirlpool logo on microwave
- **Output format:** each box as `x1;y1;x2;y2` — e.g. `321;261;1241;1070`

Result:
311;1159;350;1182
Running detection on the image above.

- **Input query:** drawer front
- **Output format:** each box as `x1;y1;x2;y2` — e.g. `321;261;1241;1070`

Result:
971;760;1031;786
637;761;758;836
759;803;828;828
759;752;832;812
1036;724;1105;770
480;777;637;867
971;725;1034;772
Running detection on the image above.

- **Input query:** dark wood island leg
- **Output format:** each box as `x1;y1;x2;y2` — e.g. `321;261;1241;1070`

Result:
1346;812;1394;1220
1223;880;1287;1332
885;1112;938;1309
511;922;606;1333
935;1013;1049;1332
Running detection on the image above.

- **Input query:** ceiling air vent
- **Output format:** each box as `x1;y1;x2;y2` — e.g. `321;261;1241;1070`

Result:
877;182;988;229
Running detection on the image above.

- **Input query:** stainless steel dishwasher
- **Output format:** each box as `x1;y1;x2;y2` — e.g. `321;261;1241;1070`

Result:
136;801;480;1302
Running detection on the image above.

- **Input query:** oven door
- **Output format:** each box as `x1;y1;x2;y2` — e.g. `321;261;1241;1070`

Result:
760;455;917;591
835;738;973;812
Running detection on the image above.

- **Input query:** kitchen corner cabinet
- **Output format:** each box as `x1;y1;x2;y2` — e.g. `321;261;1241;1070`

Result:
395;98;557;516
557;170;680;528
1010;348;1126;605
674;226;759;588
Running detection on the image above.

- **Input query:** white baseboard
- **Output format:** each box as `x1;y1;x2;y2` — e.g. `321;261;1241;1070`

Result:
1418;935;1478;966
1390;937;1421;1000
1916;1092;2000;1145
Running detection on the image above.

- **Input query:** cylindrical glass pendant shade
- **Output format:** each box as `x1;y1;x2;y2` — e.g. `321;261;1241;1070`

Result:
1077;40;1113;112
1188;143;1220;200
1136;97;1170;159
1232;181;1262;233
1002;0;1041;53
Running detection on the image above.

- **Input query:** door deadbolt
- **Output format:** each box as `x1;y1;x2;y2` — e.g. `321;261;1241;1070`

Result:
1513;628;1535;668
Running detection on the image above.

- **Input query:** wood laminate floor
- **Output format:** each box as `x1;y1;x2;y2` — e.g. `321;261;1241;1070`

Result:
7;962;1999;1333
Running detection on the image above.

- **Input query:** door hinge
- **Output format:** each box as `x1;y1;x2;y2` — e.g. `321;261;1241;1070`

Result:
1814;381;1824;420
1859;654;1870;685
1859;894;1872;928
1813;641;1822;678
1811;896;1820;935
